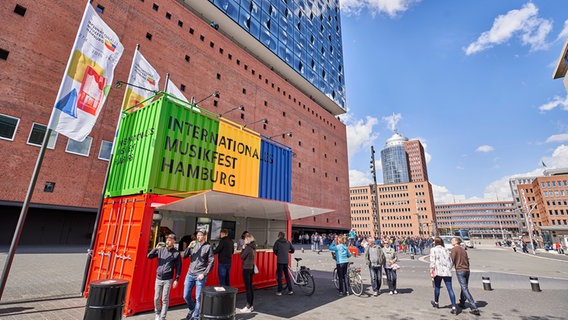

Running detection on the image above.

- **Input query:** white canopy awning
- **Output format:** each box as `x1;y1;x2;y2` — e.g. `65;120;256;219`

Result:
153;190;334;221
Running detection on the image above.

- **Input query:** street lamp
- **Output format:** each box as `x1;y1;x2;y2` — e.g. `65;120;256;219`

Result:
521;189;537;255
370;146;380;237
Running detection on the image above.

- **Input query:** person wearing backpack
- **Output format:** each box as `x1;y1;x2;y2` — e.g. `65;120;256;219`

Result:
364;237;386;296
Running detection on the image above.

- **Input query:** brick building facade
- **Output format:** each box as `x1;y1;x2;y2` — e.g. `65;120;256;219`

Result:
0;0;350;245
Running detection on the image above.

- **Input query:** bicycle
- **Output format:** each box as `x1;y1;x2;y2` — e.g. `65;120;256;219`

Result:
281;257;316;296
332;261;364;296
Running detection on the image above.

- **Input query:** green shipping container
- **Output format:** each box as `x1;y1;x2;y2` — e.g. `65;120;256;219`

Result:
105;96;221;197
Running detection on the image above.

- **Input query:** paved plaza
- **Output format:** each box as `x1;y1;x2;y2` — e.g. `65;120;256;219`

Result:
0;244;567;319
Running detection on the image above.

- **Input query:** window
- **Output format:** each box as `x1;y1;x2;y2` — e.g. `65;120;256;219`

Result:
14;4;27;16
0;48;8;60
146;32;152;40
98;140;113;161
96;4;104;13
178;20;183;27
152;3;159;11
27;123;57;149
66;136;92;157
0;114;19;140
165;12;171;19
185;55;190;62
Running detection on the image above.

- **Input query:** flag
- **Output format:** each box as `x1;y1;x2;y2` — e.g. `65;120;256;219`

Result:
49;3;124;142
165;78;189;103
121;48;160;111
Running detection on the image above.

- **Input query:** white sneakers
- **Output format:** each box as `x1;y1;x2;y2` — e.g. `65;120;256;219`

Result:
241;306;254;313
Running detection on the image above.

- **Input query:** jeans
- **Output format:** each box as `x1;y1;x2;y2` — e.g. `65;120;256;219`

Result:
456;271;477;309
243;268;254;307
154;279;172;320
276;263;292;292
384;267;397;291
184;274;207;320
218;263;231;286
369;266;383;292
337;262;349;294
433;276;456;306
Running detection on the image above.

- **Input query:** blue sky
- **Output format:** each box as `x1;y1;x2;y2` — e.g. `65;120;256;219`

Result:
339;0;568;203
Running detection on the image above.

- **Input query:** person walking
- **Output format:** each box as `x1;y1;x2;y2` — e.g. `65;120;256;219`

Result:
382;239;399;294
240;233;257;313
213;229;234;286
147;234;181;320
273;231;295;295
329;234;351;296
182;230;214;320
430;237;457;314
451;237;480;316
364;236;386;296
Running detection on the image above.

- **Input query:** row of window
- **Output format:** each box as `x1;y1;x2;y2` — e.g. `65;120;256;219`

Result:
541;181;568;188
551;219;568;225
544;192;568;199
0;114;111;160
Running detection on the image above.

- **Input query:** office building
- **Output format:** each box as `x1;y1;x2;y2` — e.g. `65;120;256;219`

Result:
0;0;350;245
434;201;517;239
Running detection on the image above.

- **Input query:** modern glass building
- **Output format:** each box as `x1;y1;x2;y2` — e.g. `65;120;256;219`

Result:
381;131;410;184
183;0;346;115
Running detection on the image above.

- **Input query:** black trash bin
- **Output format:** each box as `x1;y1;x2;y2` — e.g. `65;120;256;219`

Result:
199;286;237;320
84;279;129;320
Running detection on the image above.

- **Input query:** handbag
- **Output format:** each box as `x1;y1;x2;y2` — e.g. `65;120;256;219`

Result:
253;264;259;274
391;263;401;270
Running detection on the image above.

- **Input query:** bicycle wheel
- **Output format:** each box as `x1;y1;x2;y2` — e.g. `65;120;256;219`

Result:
297;270;316;296
349;271;364;296
332;267;339;289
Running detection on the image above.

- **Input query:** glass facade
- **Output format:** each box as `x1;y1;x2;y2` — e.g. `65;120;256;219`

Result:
209;0;346;110
381;145;410;184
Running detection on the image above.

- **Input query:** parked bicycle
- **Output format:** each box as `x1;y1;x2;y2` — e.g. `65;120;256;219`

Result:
282;257;316;295
332;261;363;296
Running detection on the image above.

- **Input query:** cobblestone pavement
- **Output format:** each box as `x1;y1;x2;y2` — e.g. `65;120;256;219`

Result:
1;244;567;319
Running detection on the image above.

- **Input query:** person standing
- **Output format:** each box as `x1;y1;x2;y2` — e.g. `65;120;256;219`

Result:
213;229;234;286
237;231;249;250
273;231;295;295
451;237;480;316
240;233;257;313
183;230;214;320
382;240;399;294
430;237;457;314
329;235;351;296
364;236;386;296
147;234;181;320
348;229;356;247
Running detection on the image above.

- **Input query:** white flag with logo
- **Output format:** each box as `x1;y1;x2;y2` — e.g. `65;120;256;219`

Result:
49;3;124;142
121;49;160;111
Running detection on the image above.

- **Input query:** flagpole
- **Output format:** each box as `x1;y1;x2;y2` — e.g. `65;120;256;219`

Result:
0;1;93;301
0;131;52;300
164;73;170;92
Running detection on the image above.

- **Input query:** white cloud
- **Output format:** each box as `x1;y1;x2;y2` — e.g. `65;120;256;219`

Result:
340;0;420;18
546;133;568;143
349;169;373;187
346;115;380;159
538;95;568;112
475;145;495;153
382;113;402;132
542;144;568;168
556;19;568;42
464;3;553;55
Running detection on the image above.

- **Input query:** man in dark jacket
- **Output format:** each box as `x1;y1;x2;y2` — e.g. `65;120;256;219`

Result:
147;233;181;320
451;237;480;316
273;231;295;295
213;229;234;286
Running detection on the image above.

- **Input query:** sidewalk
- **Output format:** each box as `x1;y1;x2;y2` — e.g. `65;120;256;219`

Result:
1;246;567;319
